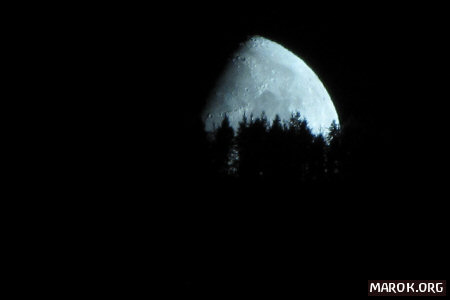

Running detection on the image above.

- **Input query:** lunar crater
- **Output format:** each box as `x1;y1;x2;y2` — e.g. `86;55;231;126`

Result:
202;36;339;136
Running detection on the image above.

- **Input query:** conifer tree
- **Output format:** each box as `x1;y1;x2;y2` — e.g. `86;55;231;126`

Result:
211;115;234;176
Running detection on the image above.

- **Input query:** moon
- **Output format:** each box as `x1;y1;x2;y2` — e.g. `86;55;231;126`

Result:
202;35;339;135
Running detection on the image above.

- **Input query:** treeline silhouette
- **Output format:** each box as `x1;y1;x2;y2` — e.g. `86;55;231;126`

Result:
172;110;437;298
179;108;394;197
205;112;343;184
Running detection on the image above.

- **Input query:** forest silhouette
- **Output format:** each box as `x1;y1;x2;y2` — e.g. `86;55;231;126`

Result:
172;108;448;298
175;111;372;297
176;106;402;202
198;112;343;184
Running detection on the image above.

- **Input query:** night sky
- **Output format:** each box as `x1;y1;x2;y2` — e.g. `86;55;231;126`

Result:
142;5;449;297
158;5;448;179
21;5;449;297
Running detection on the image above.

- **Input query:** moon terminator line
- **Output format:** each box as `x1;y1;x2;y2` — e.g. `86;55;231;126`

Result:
202;35;339;136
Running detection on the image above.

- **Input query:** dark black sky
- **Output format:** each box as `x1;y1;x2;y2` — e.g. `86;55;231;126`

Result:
32;5;448;296
157;5;446;129
150;5;448;186
153;1;447;252
105;5;450;295
97;4;449;178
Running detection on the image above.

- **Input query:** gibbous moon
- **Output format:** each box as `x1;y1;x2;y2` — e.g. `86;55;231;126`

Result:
202;35;339;135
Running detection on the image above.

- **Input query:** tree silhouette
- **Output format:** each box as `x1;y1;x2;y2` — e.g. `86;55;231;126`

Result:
210;115;234;176
326;120;342;179
283;112;315;181
235;113;269;179
310;134;327;182
264;114;287;179
205;112;346;184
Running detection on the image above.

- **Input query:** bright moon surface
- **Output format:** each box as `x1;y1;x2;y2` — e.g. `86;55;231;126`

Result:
202;35;339;136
